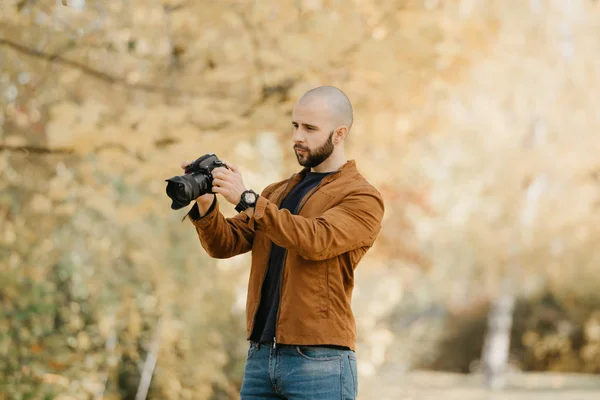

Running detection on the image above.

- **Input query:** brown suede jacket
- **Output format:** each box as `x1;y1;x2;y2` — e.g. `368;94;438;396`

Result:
187;160;384;350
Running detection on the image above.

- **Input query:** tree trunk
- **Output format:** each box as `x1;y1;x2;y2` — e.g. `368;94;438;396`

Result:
481;290;515;389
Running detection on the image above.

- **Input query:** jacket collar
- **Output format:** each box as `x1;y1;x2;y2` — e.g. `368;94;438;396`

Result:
293;160;357;183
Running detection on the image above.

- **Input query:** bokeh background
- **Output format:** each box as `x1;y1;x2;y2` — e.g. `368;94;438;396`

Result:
2;0;600;399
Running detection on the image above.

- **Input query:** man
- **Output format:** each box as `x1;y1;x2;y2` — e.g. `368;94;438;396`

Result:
182;86;384;399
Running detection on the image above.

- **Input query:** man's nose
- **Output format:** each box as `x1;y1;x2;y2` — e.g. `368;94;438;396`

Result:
292;128;305;144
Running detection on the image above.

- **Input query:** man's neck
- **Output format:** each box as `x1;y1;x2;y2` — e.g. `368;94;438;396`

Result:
311;153;346;173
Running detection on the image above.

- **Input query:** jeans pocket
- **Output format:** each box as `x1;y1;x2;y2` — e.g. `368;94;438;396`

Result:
348;353;358;398
295;346;343;361
247;343;258;360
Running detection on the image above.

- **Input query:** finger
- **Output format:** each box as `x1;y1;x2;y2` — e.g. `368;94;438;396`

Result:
213;176;231;186
180;160;191;170
224;161;238;173
212;170;227;180
212;167;230;177
212;178;223;187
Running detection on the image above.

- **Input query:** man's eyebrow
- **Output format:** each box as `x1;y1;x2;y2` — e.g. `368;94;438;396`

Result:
291;121;318;129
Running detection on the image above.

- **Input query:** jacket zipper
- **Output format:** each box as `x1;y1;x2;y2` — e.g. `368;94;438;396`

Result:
273;171;341;348
250;177;296;343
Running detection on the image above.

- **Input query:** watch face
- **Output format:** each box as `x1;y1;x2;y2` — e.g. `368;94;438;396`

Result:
243;192;256;203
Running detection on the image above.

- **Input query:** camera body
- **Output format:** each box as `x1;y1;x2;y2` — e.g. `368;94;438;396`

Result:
165;153;227;210
184;153;225;177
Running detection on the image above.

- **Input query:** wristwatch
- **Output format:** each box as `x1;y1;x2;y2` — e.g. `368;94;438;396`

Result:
235;189;258;213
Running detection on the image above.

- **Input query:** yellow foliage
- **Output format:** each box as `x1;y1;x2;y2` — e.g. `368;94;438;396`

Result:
3;0;600;398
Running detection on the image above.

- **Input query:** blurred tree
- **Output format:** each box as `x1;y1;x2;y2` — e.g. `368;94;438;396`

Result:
2;1;600;398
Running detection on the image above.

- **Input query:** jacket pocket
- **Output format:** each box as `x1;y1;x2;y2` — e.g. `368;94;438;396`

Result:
318;259;330;318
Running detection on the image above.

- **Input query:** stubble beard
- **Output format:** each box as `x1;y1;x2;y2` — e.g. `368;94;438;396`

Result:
294;131;335;169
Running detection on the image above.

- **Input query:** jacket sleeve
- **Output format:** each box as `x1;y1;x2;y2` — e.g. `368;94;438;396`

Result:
249;186;385;261
185;196;254;259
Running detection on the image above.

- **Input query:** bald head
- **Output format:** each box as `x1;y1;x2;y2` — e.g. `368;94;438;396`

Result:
297;86;353;131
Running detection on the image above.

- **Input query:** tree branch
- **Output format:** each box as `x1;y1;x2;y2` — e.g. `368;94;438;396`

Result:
0;144;74;155
135;318;164;400
0;38;195;95
163;1;190;13
0;140;183;160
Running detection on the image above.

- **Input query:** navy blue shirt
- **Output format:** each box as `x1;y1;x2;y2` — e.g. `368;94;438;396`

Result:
249;171;331;343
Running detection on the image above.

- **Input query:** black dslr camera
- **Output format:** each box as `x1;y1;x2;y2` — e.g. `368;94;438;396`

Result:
165;153;227;210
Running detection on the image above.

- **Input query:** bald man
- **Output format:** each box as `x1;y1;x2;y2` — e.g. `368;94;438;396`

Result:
182;86;384;399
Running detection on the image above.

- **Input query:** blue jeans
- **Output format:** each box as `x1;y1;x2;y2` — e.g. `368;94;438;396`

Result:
240;342;358;399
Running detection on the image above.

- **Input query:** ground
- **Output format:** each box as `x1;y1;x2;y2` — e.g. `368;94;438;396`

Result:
359;371;600;400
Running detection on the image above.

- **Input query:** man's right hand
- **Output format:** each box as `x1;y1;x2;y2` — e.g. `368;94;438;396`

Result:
180;160;215;215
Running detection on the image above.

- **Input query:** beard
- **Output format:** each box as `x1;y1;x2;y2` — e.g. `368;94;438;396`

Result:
294;131;335;168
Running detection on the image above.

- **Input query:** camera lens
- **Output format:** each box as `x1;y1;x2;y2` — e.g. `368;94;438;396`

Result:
172;183;189;203
166;176;193;209
166;154;220;210
165;173;209;210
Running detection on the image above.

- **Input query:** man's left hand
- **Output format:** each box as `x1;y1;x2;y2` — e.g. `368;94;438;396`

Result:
211;162;247;206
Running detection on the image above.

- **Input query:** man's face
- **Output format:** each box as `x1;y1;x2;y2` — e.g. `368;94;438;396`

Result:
291;100;336;168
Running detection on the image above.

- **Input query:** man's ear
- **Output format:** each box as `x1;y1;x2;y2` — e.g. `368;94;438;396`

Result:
335;126;348;144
